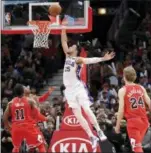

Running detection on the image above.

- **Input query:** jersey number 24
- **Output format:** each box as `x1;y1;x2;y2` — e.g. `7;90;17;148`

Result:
130;97;144;109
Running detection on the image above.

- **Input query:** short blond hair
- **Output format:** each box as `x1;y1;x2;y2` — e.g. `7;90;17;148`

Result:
123;66;137;82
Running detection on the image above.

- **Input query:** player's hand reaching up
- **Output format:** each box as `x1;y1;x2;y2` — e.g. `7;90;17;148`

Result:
103;51;115;61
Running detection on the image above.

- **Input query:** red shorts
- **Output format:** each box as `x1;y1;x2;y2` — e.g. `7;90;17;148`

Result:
36;125;47;145
12;123;44;149
127;118;149;150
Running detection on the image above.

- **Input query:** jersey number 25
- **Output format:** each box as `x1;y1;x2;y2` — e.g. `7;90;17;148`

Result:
65;66;70;72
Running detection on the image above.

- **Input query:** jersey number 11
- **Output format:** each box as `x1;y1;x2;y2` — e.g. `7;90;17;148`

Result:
15;109;25;120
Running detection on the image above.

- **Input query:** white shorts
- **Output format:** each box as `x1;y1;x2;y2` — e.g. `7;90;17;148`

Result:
64;83;93;108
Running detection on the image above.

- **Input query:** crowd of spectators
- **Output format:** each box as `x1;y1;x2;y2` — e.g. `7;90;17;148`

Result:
88;11;151;152
1;35;62;152
1;11;151;153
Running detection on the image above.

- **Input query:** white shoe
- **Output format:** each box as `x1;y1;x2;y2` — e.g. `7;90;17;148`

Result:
90;136;99;149
97;131;107;141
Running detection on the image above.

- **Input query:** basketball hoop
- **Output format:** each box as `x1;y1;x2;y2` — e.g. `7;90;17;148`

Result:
28;21;51;48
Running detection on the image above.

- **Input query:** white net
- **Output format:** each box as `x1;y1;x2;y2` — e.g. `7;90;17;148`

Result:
28;21;51;48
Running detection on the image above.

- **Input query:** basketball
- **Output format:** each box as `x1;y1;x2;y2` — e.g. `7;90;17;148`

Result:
48;4;62;17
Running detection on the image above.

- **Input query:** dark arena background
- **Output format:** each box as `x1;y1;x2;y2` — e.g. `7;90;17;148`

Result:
1;0;151;153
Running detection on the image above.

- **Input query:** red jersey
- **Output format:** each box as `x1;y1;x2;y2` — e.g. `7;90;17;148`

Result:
124;84;148;120
11;97;34;125
10;97;46;150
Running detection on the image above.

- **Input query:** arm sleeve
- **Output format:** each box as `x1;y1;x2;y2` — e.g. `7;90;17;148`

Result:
82;57;105;64
32;107;48;122
38;92;50;103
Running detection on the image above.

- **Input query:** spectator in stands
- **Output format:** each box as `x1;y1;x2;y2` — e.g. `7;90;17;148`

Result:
1;130;13;153
143;126;151;153
3;78;16;100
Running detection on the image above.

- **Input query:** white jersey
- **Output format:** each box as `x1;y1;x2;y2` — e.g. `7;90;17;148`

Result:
63;56;82;89
63;56;94;108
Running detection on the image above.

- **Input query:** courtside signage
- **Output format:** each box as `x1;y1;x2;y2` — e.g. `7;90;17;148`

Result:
51;137;93;152
63;115;80;127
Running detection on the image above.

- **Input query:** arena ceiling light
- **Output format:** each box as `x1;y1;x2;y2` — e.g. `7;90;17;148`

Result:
78;1;83;6
98;8;107;15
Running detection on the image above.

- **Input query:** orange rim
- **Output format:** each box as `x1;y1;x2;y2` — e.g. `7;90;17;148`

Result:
28;20;51;32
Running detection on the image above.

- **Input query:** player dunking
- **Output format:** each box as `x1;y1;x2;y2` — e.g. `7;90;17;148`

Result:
61;29;115;149
115;66;151;153
3;84;50;153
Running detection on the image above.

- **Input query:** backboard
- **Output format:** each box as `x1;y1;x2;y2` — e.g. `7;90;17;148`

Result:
1;0;92;34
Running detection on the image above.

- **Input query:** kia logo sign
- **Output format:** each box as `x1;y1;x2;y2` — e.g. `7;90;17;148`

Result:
63;115;80;127
51;137;92;152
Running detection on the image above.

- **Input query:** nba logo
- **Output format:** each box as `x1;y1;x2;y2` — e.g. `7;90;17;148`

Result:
62;15;75;26
5;12;11;25
66;15;75;25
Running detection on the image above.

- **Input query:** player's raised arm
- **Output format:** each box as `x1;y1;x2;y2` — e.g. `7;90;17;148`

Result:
38;87;55;103
3;102;12;131
141;86;151;111
76;51;115;65
115;87;125;133
61;29;69;55
28;98;39;109
28;98;49;122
